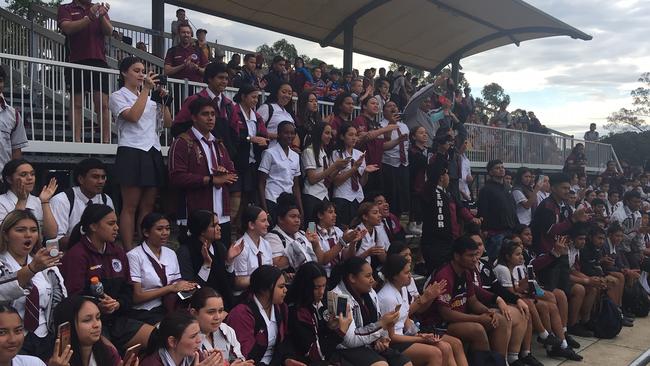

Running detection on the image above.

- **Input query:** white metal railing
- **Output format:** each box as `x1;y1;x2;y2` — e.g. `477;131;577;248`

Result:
32;4;253;62
464;124;617;172
1;53;619;172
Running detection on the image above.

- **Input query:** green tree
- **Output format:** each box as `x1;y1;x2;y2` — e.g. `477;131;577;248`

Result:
601;130;650;166
7;0;62;19
606;72;650;132
255;38;299;67
481;82;510;113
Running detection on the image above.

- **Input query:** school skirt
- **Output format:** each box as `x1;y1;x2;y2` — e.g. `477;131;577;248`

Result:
114;146;166;187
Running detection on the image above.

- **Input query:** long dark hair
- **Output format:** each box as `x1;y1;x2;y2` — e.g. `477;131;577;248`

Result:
329;257;377;323
286;262;327;307
189;287;222;311
266;81;293;112
333;93;353;118
1;158;31;193
308;122;331;169
513;167;533;192
53;296;115;366
145;310;197;356
297;91;321;128
69;204;115;246
250;265;283;298
335;122;356;155
241;205;265;236
233;83;259;105
382;254;409;284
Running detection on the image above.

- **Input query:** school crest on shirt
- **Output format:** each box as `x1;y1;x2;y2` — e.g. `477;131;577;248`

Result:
111;259;123;273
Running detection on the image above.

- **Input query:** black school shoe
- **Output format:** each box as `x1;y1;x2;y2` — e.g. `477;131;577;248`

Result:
568;323;595;338
622;317;634;327
520;353;544;366
547;345;584;361
565;333;581;349
536;333;561;347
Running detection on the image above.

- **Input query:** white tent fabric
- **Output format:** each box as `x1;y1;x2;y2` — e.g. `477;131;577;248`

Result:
165;0;591;71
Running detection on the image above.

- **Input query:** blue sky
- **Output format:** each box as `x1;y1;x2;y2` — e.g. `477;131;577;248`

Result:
10;0;647;137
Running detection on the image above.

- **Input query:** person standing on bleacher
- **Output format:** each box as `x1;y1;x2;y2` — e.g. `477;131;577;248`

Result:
0;66;28;179
57;0;113;144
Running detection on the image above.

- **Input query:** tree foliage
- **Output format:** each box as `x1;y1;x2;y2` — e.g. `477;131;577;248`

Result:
7;0;62;19
256;39;299;67
601;130;650;166
606;72;650;132
481;82;510;112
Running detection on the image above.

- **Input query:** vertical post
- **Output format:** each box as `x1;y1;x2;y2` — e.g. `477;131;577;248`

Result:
152;1;166;58
451;58;461;85
343;23;354;73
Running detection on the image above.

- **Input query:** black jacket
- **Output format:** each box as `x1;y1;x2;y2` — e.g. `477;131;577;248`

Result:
478;180;519;232
580;243;605;277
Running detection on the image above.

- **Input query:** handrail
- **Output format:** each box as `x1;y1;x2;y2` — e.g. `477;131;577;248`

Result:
0;52;620;174
30;4;254;59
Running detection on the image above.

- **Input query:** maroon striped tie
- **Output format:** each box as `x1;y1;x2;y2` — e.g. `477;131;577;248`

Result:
24;286;40;332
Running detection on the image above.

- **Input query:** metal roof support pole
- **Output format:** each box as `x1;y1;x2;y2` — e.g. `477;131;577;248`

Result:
451;58;461;85
152;1;166;58
343;23;354;72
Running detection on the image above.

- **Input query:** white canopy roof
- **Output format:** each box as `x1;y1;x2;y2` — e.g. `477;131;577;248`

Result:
166;0;591;71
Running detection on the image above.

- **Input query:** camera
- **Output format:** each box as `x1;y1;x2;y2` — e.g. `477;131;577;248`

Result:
156;74;167;86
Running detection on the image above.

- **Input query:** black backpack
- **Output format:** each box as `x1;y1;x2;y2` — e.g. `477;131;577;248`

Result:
590;293;623;339
623;281;650;317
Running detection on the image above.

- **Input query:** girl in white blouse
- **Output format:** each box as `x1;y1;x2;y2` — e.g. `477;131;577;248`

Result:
190;287;250;365
0;159;58;239
0;209;65;361
109;57;172;250
127;212;197;324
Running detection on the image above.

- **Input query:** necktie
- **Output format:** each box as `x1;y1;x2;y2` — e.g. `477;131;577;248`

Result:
214;96;221;116
203;137;220;173
256;251;263;268
87;199;93;206
0;96;6;110
24;284;40;332
328;237;341;266
397;128;406;165
350;159;359;192
383;218;392;240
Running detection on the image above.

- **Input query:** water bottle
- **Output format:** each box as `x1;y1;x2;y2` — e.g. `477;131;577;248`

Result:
89;276;105;298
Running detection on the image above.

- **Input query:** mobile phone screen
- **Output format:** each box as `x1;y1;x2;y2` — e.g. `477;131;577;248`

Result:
336;296;348;316
58;322;71;356
308;222;316;232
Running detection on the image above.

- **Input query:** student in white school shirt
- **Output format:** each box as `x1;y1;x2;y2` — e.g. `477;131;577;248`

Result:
109;57;172;251
50;158;114;249
0;305;71;366
0;210;66;361
352;202;389;270
258;121;303;223
379;102;411;216
233;206;273;294
127;213;197;325
314;201;363;276
264;193;323;272
189;287;250;364
256;82;296;143
331;123;379;228
0;66;28;178
0;159;58;241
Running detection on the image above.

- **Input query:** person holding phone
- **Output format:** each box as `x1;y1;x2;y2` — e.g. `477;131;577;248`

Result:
380;101;411;217
227;265;304;366
189;287;252;365
52;295;139;366
140;311;223;366
379;255;461;366
0;159;58;239
350;203;389;271
0;304;72;366
177;210;244;310
61;204;154;354
313;201;363;276
286;262;355;365
264;193;323;272
0;210;66;361
109;56;172;251
127;213;196;324
331;123;379;228
328;257;409;366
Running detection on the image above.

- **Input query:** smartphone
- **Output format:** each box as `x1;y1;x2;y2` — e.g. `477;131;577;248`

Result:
336;295;348;316
45;238;59;257
57;322;71;356
308;222;316;233
156;74;167;86
124;343;142;362
526;265;535;280
178;284;201;300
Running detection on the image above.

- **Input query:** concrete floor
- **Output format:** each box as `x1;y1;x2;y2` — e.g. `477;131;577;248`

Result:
529;315;650;365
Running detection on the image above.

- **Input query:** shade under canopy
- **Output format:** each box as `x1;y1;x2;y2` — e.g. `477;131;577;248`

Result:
165;0;591;72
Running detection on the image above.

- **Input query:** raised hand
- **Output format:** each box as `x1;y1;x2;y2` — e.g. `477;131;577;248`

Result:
227;239;245;263
48;338;73;366
201;240;213;267
423;279;447;302
39;177;58;203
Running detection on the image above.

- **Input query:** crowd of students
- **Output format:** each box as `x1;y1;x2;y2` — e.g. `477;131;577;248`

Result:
0;2;649;366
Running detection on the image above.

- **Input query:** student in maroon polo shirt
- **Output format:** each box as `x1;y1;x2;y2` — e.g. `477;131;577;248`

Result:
422;236;510;363
57;0;113;144
60;204;155;353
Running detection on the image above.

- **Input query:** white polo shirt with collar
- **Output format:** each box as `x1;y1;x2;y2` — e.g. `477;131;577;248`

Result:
332;149;366;203
232;232;273;277
0;95;28;173
191;127;230;224
126;243;181;310
50;186;115;238
379;119;410;168
265;226;317;270
258;144;300;203
355;223;390;264
0;191;44;228
109;86;161;151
